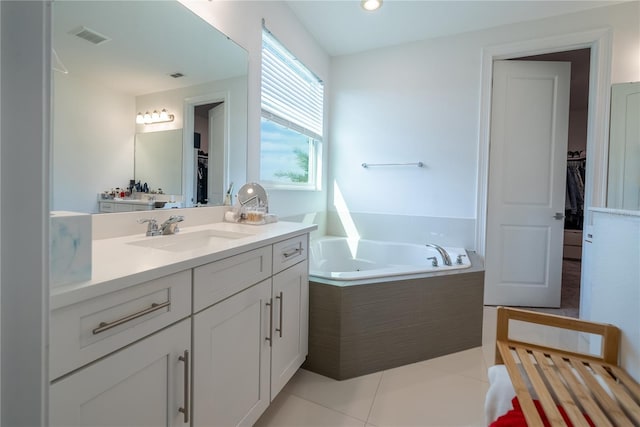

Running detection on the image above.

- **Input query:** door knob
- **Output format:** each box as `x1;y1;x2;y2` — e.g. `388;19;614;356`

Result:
553;212;565;220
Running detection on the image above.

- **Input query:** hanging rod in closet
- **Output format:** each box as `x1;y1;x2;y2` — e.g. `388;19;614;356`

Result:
361;161;424;168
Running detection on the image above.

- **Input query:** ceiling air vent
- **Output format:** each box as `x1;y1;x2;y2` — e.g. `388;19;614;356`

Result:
170;72;185;79
71;26;111;45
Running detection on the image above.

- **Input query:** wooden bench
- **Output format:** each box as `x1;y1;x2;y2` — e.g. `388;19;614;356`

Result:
494;306;640;426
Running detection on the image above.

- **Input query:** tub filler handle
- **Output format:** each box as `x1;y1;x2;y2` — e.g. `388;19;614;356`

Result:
425;243;452;266
456;254;467;265
427;256;438;267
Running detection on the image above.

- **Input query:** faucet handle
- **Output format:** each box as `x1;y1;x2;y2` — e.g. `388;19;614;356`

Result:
456;254;467;265
137;218;160;236
427;256;438;267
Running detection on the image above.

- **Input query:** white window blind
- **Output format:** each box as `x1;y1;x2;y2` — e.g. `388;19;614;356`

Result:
261;28;324;141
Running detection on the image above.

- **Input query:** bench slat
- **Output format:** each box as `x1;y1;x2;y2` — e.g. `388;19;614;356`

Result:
591;363;640;425
531;350;591;427
497;341;544;426
609;365;640;400
549;353;614;427
570;359;634;427
516;347;566;425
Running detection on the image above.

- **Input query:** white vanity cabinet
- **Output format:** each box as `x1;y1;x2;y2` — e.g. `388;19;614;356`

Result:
192;234;309;426
49;271;191;380
193;279;272;427
270;235;309;397
50;319;191;427
49;271;192;427
49;224;313;427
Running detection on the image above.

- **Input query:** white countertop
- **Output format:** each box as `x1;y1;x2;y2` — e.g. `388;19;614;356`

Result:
101;198;154;205
51;221;317;309
590;207;640;218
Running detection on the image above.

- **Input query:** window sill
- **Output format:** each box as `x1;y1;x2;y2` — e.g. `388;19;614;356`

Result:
260;182;321;192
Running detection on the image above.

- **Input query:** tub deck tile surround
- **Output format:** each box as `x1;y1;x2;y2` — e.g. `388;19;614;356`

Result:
304;254;484;380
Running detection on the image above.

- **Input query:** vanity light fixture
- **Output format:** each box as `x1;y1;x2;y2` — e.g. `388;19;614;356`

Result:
361;0;382;11
136;109;174;125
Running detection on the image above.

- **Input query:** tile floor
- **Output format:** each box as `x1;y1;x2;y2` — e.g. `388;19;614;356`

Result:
255;263;582;426
255;307;501;427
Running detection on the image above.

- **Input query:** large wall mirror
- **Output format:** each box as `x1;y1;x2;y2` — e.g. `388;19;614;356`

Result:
607;82;640;210
52;0;248;213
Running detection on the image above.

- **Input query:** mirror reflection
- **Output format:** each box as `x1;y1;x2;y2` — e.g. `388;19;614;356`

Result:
134;129;183;196
607;82;640;211
52;0;248;213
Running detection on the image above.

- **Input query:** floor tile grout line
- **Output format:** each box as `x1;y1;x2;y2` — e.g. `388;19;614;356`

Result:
365;369;385;425
285;388;372;424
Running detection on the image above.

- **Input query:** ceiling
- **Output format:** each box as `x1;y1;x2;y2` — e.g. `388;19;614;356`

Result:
286;1;622;56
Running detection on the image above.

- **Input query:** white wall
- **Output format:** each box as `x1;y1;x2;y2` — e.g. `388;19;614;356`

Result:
181;1;330;230
53;74;135;213
328;1;640;248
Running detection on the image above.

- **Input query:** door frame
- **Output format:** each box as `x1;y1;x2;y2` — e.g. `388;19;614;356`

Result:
182;91;230;206
476;28;613;257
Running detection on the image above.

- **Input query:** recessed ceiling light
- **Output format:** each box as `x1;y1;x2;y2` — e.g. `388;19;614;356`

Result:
361;0;382;12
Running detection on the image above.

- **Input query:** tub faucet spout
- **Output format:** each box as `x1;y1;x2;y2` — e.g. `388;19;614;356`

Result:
426;243;452;266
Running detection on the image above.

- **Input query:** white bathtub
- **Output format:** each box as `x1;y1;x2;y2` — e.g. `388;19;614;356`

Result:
309;236;471;281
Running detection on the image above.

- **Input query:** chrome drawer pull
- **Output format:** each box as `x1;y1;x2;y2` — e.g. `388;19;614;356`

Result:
265;299;273;346
178;349;190;423
275;291;283;338
282;246;303;258
92;301;171;335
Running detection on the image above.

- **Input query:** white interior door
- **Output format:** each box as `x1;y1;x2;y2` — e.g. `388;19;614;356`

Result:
485;60;571;307
208;103;225;205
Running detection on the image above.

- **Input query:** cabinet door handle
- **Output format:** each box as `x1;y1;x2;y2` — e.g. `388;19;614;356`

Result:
275;292;283;338
92;301;171;335
178;349;190;423
282;246;303;259
265;299;273;346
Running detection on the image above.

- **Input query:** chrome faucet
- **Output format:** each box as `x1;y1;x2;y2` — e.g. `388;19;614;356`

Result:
160;215;184;235
426;243;452;266
138;218;161;236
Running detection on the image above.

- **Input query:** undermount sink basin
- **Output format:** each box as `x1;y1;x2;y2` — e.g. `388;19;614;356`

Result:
127;229;253;252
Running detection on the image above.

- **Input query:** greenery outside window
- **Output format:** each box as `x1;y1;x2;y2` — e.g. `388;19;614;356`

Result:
260;27;324;189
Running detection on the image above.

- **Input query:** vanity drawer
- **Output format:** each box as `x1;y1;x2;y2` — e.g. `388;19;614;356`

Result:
50;270;191;380
193;245;272;312
114;203;134;212
132;204;153;211
99;202;115;213
273;234;308;274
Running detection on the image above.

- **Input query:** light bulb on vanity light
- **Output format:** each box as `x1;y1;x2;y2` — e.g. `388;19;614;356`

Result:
361;0;382;11
137;108;174;124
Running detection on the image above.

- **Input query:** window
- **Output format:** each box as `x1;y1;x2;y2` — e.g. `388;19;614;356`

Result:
260;28;324;189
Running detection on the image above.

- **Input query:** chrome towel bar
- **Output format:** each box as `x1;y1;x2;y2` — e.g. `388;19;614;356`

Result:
361;162;424;168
